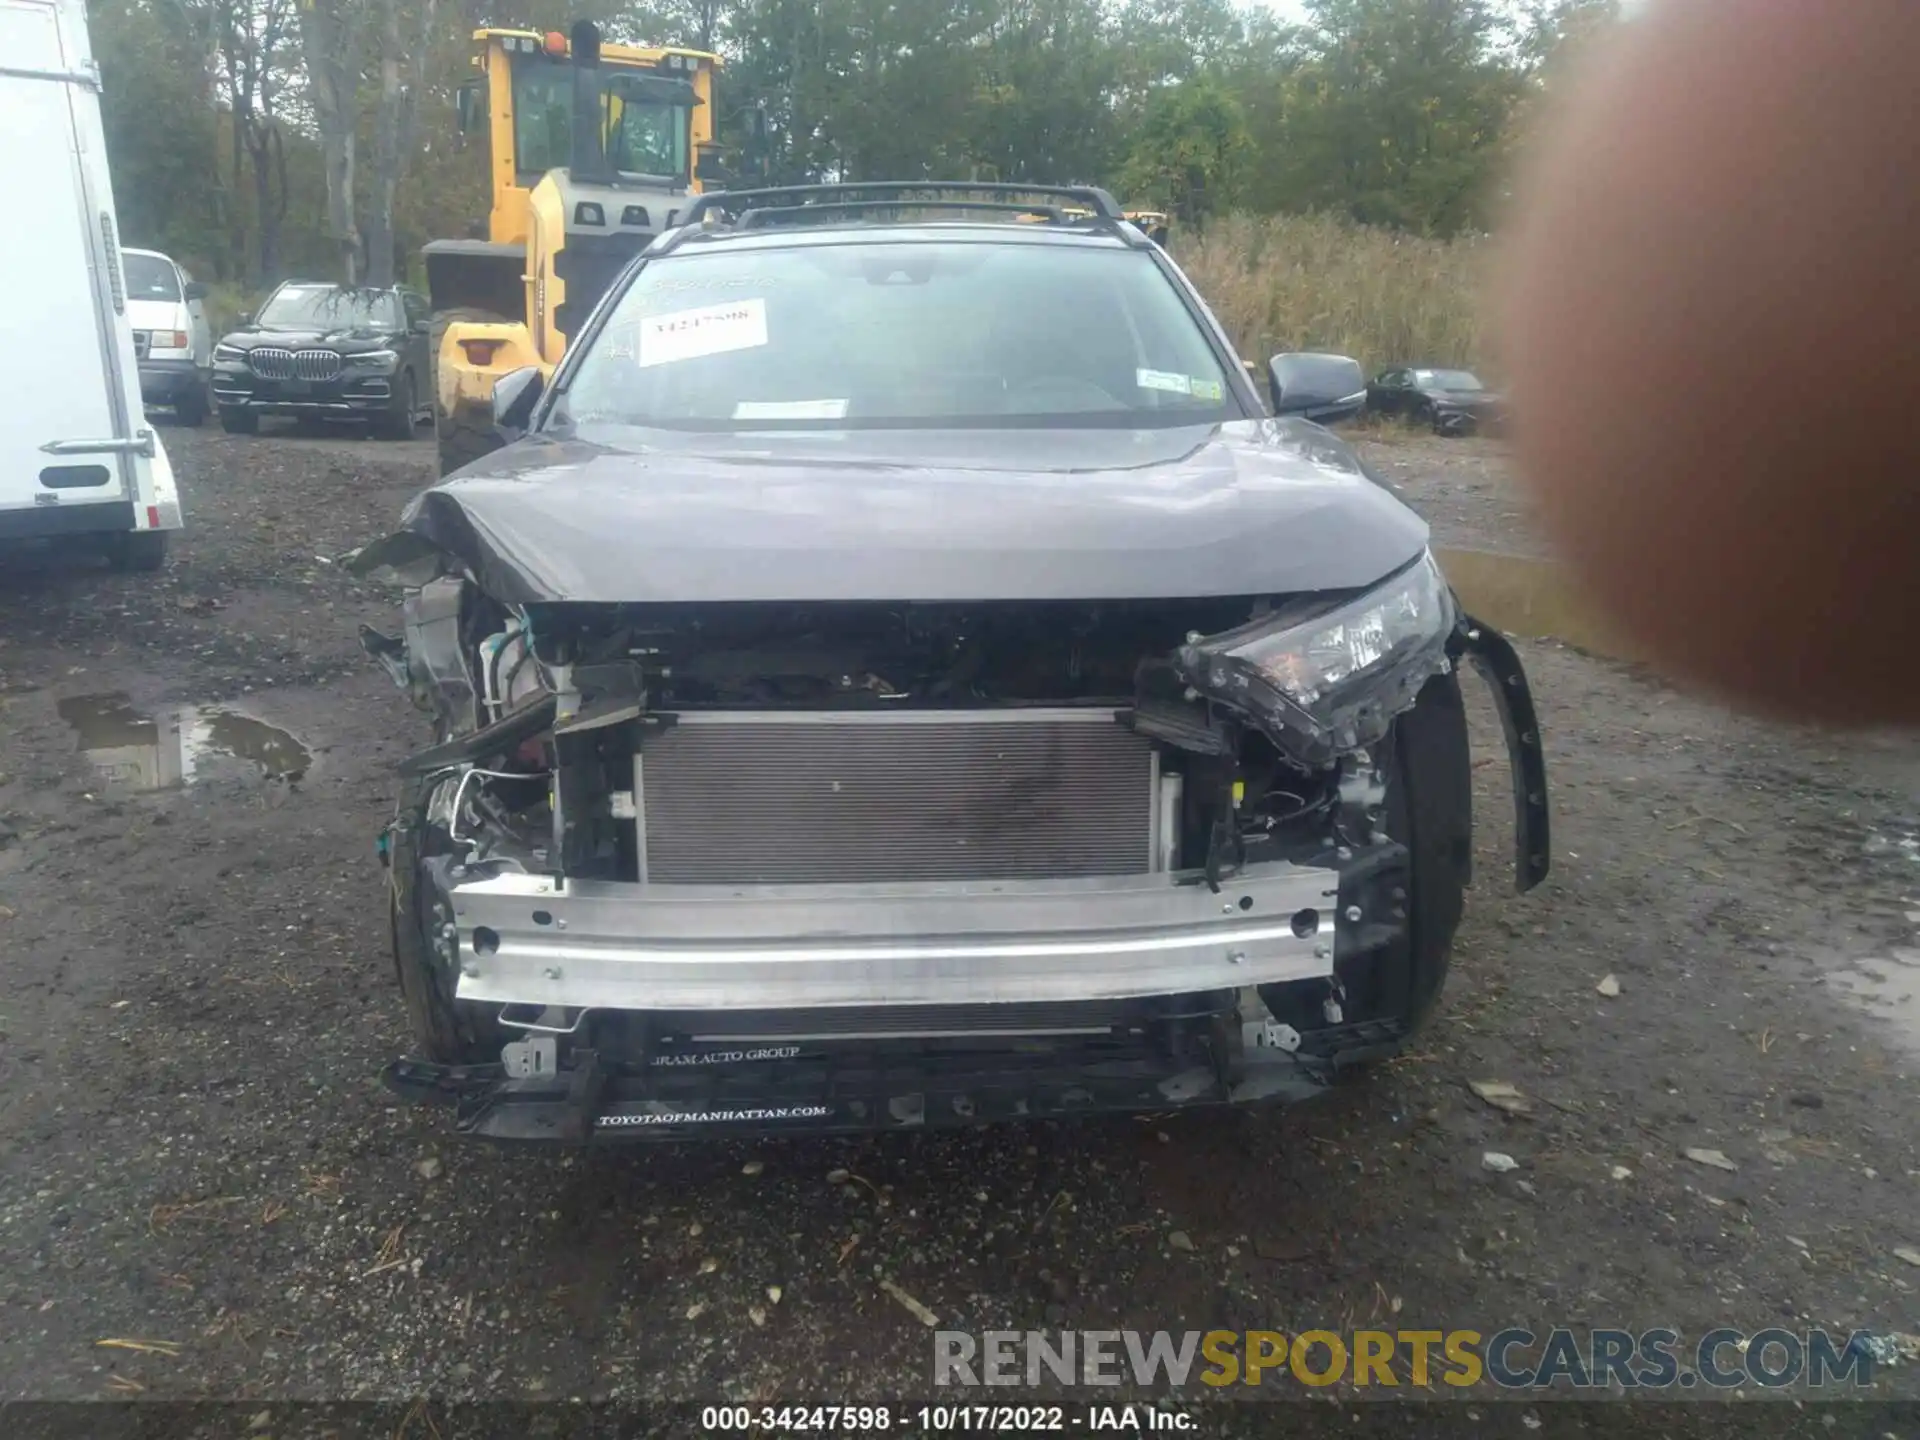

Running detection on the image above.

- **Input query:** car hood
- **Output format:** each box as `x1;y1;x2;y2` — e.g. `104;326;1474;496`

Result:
219;327;400;353
378;419;1430;605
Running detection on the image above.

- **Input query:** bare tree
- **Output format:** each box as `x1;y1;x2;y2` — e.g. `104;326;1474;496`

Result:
297;0;366;284
363;0;440;288
215;0;297;282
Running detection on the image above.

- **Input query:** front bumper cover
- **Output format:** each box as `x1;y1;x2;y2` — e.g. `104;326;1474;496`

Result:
213;365;396;416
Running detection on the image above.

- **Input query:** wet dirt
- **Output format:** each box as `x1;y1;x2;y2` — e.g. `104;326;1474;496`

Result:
0;425;1918;1420
56;692;311;790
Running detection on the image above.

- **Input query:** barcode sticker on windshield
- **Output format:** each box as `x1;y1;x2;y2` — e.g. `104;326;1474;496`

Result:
733;399;849;420
1136;368;1192;395
639;298;769;367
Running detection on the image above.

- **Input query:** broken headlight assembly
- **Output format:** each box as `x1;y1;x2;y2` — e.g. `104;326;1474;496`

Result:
1175;550;1455;767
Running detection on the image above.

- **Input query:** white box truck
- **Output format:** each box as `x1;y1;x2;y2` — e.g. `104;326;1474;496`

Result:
0;0;182;571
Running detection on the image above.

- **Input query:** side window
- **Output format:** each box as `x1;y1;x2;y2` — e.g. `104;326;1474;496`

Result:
1376;369;1405;389
402;292;429;327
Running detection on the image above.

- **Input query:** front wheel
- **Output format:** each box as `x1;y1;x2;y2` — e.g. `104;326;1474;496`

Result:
219;406;258;435
373;372;417;441
389;777;504;1065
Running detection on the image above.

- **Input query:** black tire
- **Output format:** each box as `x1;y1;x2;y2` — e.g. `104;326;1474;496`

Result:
428;306;513;477
175;380;208;427
390;781;504;1066
107;529;168;572
1370;670;1472;1031
373;370;417;441
219;406;258;435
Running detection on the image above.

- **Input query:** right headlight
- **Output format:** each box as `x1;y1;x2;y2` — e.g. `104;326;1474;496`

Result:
1174;550;1456;767
214;342;246;362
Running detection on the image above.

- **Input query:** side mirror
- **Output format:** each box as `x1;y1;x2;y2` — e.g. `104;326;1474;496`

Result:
1267;352;1367;425
183;281;209;301
455;80;484;135
695;148;729;183
492;365;545;438
413;318;431;334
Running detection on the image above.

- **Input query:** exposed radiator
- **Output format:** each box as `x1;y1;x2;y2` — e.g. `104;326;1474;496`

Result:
637;710;1159;884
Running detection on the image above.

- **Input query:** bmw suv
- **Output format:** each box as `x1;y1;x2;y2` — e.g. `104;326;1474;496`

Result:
212;281;431;440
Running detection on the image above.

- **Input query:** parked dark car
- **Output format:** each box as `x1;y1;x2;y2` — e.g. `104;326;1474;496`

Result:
1367;366;1506;436
211;282;432;439
350;183;1549;1146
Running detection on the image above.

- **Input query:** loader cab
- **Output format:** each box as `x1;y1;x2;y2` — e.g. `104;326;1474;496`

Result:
423;23;722;475
457;26;718;256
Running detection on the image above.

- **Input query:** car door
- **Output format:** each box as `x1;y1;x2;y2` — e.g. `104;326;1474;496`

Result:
400;290;432;385
1370;369;1408;415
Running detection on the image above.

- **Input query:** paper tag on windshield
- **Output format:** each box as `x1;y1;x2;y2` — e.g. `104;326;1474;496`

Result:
733;399;849;420
639;298;769;368
1136;368;1192;395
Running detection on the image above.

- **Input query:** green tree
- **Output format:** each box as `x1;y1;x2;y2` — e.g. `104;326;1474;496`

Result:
1118;75;1250;224
93;0;227;272
1265;0;1526;235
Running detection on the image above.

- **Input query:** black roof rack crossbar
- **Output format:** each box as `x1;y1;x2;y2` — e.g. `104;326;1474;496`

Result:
735;199;1090;229
679;181;1126;229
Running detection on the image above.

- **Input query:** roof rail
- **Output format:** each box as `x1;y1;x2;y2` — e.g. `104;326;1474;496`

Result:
736;199;1092;230
677;181;1129;230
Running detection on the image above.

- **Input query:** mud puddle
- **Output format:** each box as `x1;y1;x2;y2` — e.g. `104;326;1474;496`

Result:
1436;547;1641;659
1829;948;1920;1055
56;692;311;789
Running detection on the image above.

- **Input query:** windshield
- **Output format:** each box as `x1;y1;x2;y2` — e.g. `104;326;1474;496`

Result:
1414;368;1483;391
511;54;689;179
563;239;1239;431
123;253;179;303
606;82;688;177
256;286;397;331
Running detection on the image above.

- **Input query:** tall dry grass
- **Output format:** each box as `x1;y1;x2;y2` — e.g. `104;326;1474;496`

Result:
1178;212;1499;375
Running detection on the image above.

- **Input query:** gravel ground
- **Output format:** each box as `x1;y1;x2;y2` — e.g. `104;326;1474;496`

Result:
2;418;1918;1429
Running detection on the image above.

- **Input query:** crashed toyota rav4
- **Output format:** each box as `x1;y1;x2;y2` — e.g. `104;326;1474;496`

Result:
352;184;1549;1143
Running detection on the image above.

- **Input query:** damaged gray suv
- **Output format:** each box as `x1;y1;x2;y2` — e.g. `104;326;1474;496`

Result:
354;183;1549;1143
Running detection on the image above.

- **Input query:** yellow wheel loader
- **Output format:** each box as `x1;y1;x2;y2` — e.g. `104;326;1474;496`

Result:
423;22;724;475
1013;205;1170;247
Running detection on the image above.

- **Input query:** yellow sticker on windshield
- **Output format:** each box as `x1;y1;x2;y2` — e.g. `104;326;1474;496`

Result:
1190;378;1224;401
639;298;769;367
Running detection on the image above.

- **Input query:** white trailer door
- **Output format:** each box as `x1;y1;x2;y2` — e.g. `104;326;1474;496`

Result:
0;0;138;529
